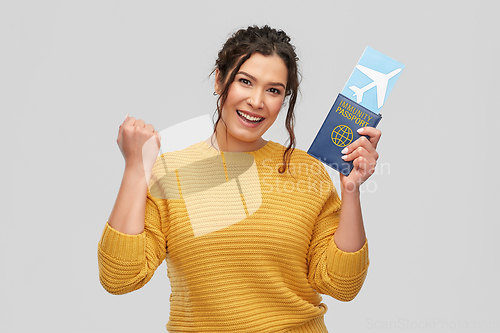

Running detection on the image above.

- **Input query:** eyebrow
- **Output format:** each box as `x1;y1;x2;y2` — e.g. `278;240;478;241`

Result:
237;71;286;90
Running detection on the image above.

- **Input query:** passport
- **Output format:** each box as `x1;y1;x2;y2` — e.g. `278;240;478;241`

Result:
307;94;382;176
307;46;404;176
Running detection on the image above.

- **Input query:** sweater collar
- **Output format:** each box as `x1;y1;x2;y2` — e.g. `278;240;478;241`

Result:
196;140;282;161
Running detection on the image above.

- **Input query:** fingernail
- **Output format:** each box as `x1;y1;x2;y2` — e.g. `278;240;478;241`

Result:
341;155;347;160
341;147;348;154
124;114;129;121
357;127;364;133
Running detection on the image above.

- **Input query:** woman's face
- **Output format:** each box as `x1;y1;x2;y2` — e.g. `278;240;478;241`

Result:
216;53;288;152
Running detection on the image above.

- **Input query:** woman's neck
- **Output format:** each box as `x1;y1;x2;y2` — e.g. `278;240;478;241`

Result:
208;125;268;153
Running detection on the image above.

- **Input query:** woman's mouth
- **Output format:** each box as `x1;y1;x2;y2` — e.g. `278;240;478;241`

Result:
237;110;264;123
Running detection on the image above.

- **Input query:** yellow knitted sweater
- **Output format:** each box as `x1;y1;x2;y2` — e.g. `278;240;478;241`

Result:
98;141;369;333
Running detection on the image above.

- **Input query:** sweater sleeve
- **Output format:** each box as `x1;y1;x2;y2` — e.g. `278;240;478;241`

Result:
306;179;369;302
97;190;168;295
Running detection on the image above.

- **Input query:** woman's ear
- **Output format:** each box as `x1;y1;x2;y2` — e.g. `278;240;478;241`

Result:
214;69;222;95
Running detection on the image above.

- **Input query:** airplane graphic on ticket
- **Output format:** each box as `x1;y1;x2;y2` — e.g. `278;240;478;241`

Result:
341;46;405;113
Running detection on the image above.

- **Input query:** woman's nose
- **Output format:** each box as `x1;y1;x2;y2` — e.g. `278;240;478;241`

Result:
246;92;264;109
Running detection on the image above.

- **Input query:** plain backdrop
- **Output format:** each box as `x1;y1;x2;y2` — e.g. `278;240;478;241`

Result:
1;1;499;332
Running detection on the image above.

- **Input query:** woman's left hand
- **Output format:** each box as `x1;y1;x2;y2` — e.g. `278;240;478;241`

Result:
339;127;381;192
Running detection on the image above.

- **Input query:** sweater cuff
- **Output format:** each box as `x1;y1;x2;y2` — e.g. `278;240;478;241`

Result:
98;222;146;262
326;239;369;277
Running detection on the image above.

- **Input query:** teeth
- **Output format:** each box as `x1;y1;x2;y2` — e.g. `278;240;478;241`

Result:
237;110;263;122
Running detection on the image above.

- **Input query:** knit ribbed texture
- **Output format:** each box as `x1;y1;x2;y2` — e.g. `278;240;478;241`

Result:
98;141;369;332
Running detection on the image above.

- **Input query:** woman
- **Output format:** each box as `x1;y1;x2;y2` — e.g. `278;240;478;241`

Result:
98;25;381;332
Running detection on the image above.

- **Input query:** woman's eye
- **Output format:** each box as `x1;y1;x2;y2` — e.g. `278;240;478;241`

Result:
239;78;251;85
268;88;281;94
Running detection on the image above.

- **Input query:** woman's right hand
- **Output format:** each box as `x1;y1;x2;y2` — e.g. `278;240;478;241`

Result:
117;115;161;177
108;115;161;234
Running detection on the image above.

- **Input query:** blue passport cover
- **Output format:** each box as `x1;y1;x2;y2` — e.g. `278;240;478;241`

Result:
307;94;382;176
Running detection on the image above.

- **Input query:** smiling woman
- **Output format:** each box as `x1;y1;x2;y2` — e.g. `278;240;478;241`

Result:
212;53;288;152
211;25;301;174
98;25;381;333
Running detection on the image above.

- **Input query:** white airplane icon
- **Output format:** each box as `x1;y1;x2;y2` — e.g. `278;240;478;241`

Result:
349;65;402;109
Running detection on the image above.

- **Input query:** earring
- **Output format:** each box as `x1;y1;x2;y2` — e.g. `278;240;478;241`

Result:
213;91;218;96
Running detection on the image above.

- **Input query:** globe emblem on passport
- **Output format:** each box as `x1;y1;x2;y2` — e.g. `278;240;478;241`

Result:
331;125;353;147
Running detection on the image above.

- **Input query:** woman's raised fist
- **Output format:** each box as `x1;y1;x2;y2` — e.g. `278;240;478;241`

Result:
117;115;161;180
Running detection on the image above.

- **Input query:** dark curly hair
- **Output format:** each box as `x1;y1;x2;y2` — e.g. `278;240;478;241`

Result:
212;25;300;174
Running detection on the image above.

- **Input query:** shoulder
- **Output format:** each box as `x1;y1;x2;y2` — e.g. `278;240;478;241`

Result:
259;142;337;208
149;141;220;200
264;141;321;162
257;141;331;181
280;142;329;170
160;141;212;158
151;141;214;187
156;141;218;168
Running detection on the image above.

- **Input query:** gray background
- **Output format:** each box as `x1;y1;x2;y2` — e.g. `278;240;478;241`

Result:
1;1;499;332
